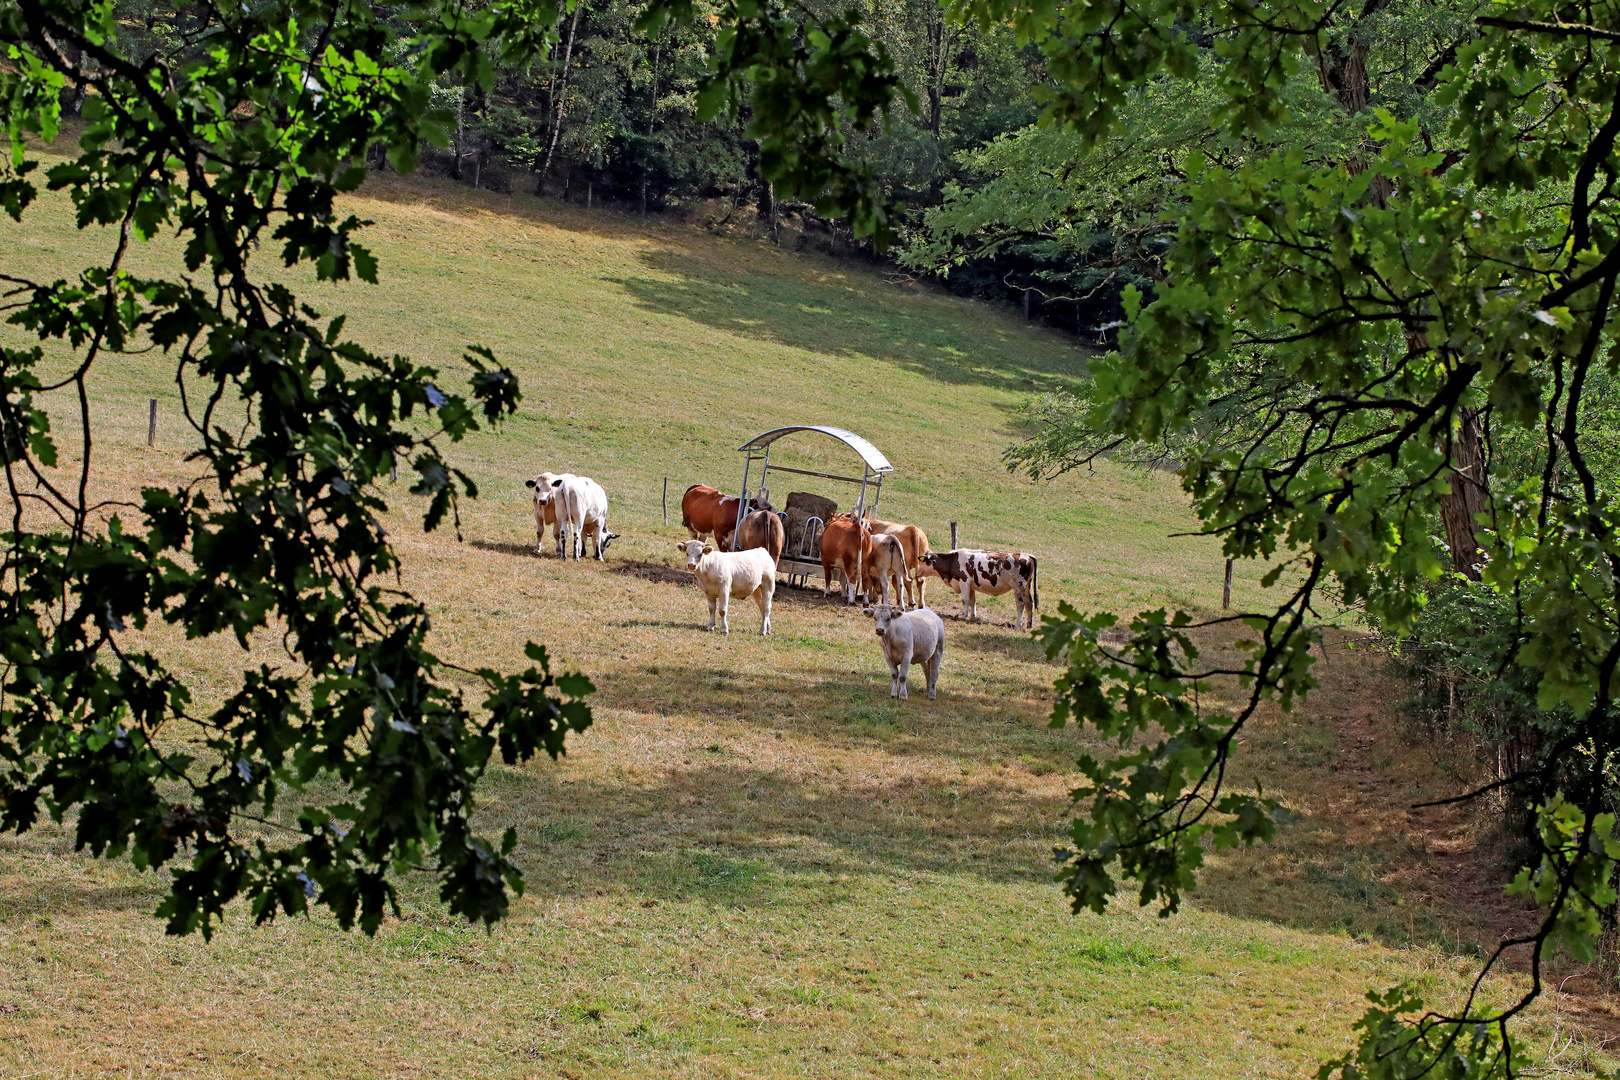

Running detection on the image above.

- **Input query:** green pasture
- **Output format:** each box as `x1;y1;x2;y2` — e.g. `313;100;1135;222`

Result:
0;167;1602;1078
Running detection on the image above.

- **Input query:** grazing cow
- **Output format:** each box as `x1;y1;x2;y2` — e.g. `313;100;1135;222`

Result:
864;533;909;609
920;549;1041;629
524;472;568;555
820;513;874;604
863;603;945;700
551;474;618;560
735;508;785;563
867;519;930;608
677;540;776;635
681;485;772;550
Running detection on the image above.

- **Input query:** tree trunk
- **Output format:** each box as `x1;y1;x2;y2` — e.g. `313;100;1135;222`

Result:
1439;407;1489;579
453;90;465;181
538;0;583;192
1320;0;1481;572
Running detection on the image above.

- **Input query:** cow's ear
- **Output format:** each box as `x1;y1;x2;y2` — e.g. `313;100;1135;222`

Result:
702;544;714;555
861;607;873;617
525;479;536;488
551;478;563;488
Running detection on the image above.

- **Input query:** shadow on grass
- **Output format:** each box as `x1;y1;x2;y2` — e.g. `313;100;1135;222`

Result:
0;880;161;920
604;247;1090;397
589;659;1077;768
609;559;692;587
951;629;1050;662
489;760;1072;905
470;539;540;559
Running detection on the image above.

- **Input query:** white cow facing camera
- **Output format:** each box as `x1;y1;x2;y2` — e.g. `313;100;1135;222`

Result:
864;603;944;700
677;540;777;636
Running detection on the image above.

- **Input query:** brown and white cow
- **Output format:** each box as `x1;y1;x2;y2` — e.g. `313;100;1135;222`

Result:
920;549;1040;629
820;513;874;604
524;471;569;555
735;508;785;563
867;518;930;608
681;485;771;551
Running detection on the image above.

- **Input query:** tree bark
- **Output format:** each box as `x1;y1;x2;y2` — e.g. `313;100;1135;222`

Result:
452;89;465;181
1439;407;1489;579
538;0;583;193
1319;0;1484;575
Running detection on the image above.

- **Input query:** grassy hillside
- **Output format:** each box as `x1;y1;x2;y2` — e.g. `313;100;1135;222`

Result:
1;168;1611;1078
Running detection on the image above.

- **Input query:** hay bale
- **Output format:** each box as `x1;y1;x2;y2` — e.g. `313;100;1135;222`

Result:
784;491;838;558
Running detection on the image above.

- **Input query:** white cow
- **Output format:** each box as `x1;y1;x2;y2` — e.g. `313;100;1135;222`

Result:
524;472;568;555
677;539;776;635
863;603;944;700
550;474;617;561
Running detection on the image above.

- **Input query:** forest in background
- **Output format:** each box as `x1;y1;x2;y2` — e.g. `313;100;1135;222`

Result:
81;0;1129;333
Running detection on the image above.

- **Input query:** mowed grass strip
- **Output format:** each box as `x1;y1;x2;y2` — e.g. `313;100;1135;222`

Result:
0;165;1605;1077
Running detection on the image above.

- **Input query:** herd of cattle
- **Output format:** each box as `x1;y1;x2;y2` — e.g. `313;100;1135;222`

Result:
524;473;1039;701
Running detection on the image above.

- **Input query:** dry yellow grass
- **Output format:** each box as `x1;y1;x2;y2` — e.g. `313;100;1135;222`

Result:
0;167;1611;1077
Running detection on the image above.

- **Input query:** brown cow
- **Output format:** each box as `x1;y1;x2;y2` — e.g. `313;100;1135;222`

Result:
820;513;874;604
735;509;785;563
680;485;771;550
867;518;930;608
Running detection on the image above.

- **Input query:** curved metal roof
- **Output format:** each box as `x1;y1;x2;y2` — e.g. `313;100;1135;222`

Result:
738;426;894;474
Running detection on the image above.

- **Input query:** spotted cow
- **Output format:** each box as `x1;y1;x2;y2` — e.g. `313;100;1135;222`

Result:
919;549;1040;629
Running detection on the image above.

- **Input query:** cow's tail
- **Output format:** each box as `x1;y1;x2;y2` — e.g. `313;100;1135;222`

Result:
680;484;701;533
1031;556;1040;614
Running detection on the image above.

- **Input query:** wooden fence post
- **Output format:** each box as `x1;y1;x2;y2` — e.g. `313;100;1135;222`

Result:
146;399;157;447
949;521;959;550
663;477;669;524
1223;558;1234;609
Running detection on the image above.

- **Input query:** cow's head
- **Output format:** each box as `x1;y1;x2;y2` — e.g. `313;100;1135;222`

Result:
676;540;713;570
601;530;619;553
747;488;773;513
526;472;562;506
863;604;900;638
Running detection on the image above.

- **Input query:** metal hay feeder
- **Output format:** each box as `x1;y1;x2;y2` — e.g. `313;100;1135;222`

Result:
730;425;895;588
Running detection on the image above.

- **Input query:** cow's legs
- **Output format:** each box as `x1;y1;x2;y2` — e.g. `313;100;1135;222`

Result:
925;644;942;699
895;655;911;700
888;660;902;698
717;591;731;635
755;586;771;636
962;585;975;622
706;595;718;632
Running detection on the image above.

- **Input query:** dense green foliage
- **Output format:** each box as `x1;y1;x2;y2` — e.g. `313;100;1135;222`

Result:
912;0;1620;1071
0;0;613;937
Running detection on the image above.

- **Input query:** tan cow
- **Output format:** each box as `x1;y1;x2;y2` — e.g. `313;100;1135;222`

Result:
735;509;785;563
867;518;930;608
865;533;910;609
